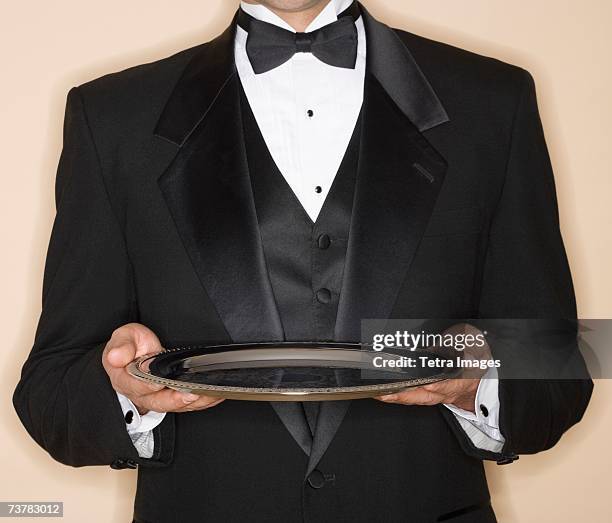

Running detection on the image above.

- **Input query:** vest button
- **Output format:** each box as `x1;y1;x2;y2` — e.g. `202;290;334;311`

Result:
317;234;331;249
316;288;332;304
307;469;326;489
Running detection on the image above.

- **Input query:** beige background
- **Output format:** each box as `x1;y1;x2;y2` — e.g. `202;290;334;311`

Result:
1;1;610;521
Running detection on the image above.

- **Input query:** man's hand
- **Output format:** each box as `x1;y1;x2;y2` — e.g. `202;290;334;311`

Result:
376;378;479;412
376;323;489;412
102;323;224;415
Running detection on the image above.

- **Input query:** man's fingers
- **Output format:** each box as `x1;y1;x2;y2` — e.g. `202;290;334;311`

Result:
102;323;224;413
136;389;197;413
126;323;163;358
422;380;455;394
106;345;136;368
135;389;224;413
176;396;225;412
375;378;479;408
103;323;163;369
376;387;445;406
110;367;165;396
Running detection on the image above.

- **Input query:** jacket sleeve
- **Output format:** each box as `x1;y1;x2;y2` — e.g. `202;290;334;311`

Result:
12;87;173;468
446;70;593;463
482;70;593;458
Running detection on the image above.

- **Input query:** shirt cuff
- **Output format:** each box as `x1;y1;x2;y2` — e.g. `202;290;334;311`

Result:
444;367;505;451
115;392;166;434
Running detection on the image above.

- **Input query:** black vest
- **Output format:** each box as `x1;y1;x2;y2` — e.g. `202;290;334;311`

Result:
241;88;362;343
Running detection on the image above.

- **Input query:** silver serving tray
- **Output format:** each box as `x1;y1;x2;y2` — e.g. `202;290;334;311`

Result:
127;342;458;401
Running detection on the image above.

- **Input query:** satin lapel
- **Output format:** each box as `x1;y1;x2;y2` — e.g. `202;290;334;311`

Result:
270;402;312;457
307;9;450;475
307;75;448;475
334;73;448;340
306;400;351;477
358;4;449;132
334;11;450;341
155;21;284;344
155;19;311;452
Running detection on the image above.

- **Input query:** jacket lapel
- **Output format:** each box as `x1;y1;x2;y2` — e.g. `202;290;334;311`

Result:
155;22;284;344
306;400;350;477
154;19;312;455
334;7;450;341
359;4;449;133
308;7;450;475
308;72;448;475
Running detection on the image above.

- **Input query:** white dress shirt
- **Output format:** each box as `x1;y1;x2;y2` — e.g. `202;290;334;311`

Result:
117;0;504;457
236;0;365;222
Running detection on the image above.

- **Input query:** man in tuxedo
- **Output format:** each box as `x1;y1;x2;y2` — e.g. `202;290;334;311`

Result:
13;0;592;521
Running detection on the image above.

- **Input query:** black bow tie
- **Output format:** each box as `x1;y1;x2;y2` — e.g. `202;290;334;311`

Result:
237;2;360;74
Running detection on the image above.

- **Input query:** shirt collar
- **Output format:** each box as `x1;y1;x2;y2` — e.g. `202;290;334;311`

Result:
239;0;354;33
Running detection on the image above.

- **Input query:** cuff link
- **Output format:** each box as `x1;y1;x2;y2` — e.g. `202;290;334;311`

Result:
110;458;138;470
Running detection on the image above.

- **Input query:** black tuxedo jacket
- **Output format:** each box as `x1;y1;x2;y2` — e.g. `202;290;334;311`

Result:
14;5;591;523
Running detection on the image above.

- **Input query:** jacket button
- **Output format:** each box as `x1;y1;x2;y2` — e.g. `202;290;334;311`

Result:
110;459;126;470
315;288;331;304
307;469;326;489
110;458;138;470
496;454;519;465
317;234;331;249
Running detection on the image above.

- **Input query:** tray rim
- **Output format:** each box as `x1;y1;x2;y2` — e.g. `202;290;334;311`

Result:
126;343;456;401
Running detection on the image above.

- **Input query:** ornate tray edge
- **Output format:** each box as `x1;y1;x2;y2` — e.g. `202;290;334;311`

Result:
127;348;451;401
